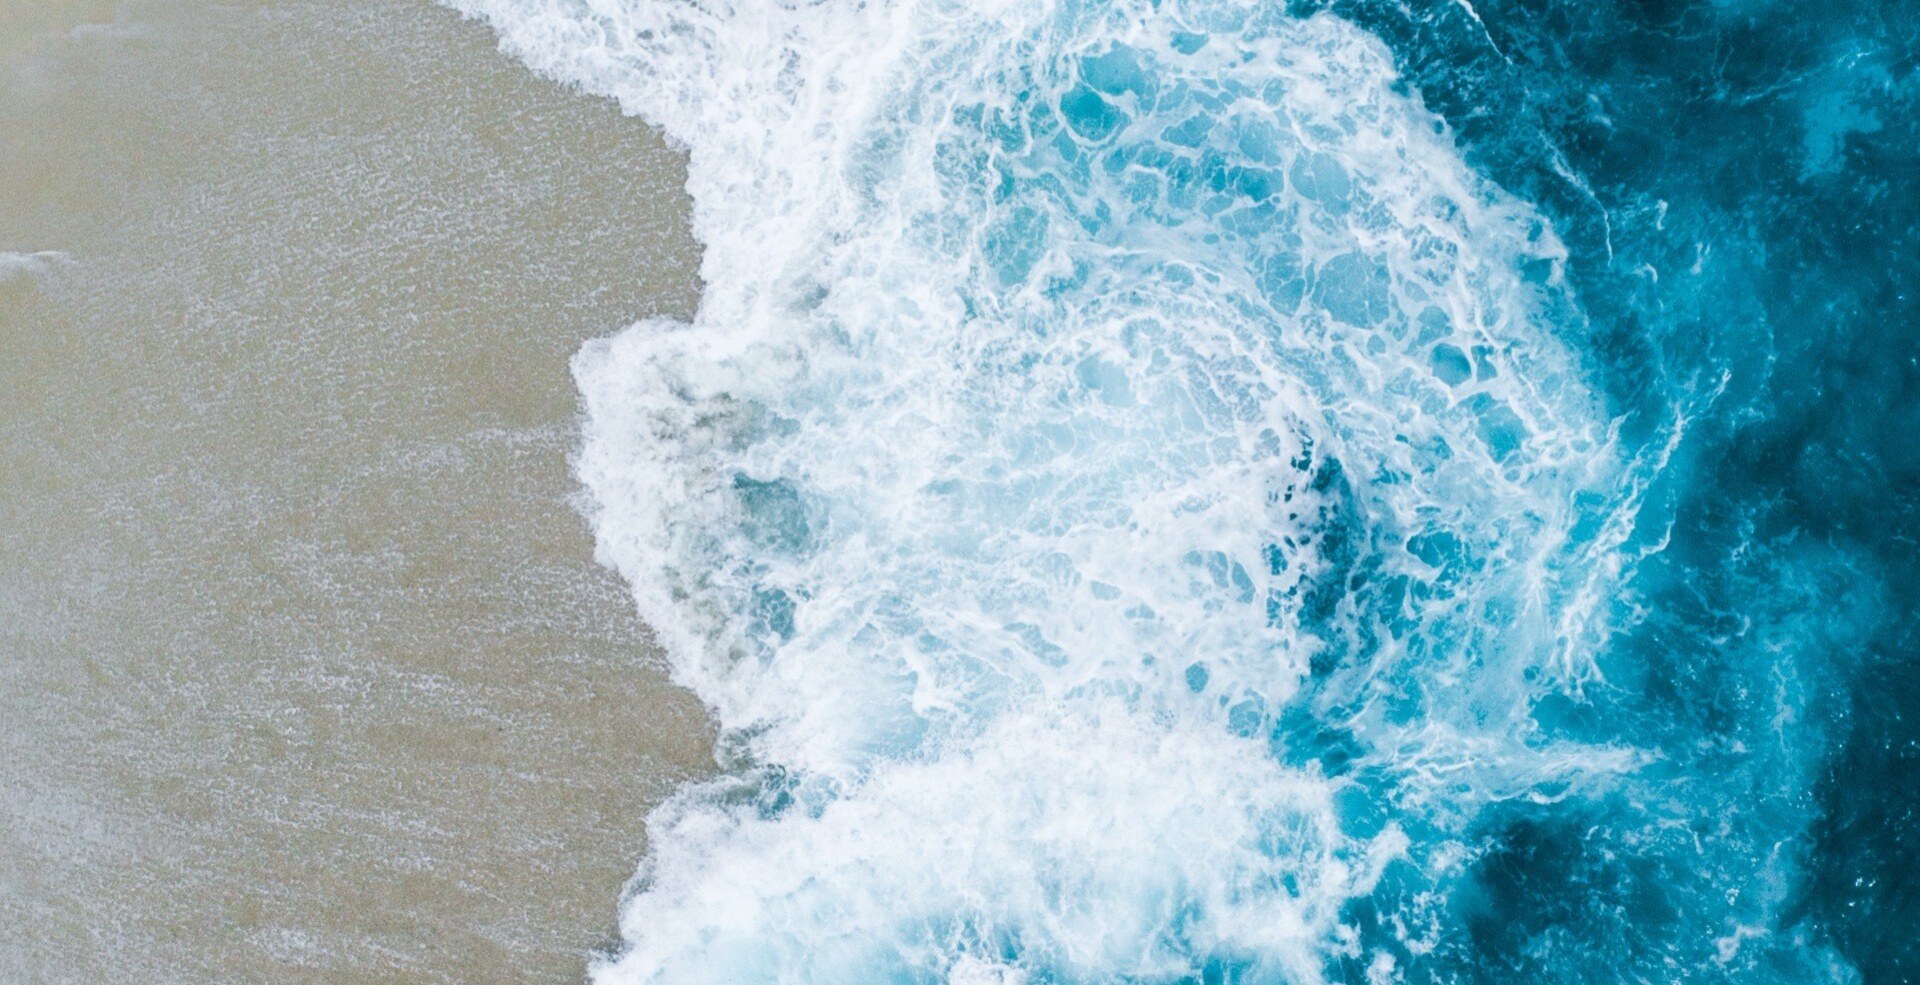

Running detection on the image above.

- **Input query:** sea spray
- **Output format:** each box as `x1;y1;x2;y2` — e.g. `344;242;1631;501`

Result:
448;0;1866;978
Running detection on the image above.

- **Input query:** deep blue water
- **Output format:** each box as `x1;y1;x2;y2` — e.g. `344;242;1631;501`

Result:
1284;1;1920;978
456;0;1918;979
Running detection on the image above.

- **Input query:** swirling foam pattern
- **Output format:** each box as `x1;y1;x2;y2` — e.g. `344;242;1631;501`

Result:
447;0;1899;980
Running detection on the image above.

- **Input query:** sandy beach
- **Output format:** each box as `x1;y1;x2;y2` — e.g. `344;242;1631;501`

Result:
0;2;711;980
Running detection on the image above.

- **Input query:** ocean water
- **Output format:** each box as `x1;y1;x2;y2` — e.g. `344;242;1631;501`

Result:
1;3;709;980
446;0;1917;980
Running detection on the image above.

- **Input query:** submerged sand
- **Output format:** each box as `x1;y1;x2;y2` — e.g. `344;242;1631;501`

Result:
0;1;711;981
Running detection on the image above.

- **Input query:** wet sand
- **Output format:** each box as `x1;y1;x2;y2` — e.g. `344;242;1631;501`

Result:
0;1;711;981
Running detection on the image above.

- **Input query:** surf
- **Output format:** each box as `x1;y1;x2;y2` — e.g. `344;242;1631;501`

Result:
445;0;1867;979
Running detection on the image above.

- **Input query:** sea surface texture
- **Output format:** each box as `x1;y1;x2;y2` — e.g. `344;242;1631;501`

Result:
449;0;1917;980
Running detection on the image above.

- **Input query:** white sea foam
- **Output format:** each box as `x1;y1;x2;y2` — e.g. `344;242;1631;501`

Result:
0;250;73;285
446;0;1654;978
611;704;1408;980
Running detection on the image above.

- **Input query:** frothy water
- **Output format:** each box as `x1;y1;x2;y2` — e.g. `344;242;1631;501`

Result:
449;0;1903;979
0;250;72;283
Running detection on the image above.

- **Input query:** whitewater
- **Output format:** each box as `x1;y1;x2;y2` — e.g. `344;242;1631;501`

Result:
446;0;1886;980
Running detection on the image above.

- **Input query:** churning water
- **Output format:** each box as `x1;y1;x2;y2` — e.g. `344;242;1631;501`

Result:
443;1;1916;980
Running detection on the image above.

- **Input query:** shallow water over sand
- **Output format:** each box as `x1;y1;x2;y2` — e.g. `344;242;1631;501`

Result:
0;2;710;981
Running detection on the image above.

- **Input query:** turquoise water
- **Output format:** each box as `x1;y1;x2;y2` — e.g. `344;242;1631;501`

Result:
1293;2;1919;979
451;0;1914;979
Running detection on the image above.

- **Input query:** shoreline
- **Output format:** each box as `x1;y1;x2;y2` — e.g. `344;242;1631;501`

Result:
0;2;712;981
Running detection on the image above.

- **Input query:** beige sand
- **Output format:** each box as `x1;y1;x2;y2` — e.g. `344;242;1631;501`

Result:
0;1;711;981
